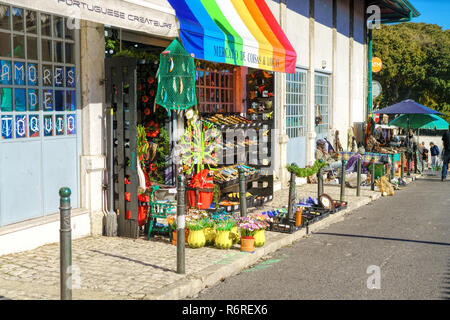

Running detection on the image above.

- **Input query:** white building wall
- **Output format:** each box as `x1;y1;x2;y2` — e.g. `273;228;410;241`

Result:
268;0;367;183
334;0;351;150
352;0;366;123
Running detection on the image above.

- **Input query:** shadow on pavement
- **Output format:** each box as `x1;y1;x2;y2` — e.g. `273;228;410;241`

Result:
314;232;450;247
89;249;175;273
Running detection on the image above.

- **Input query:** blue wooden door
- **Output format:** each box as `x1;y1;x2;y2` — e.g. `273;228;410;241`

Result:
286;69;307;167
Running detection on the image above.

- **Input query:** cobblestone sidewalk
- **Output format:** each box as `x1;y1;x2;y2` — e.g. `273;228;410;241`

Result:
0;180;389;300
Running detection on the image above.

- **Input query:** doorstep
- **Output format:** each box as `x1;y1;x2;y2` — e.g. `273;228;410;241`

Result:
0;208;90;256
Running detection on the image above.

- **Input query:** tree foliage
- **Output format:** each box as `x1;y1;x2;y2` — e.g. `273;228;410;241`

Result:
373;23;450;122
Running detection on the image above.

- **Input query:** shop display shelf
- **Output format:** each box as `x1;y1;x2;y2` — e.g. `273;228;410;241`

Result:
269;216;303;234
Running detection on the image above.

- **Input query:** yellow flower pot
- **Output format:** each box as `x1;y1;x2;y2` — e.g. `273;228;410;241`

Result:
254;229;266;247
215;230;233;249
230;226;240;244
187;229;206;248
203;227;216;245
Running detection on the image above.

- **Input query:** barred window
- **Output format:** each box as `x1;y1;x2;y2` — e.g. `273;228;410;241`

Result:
195;62;235;114
286;68;307;138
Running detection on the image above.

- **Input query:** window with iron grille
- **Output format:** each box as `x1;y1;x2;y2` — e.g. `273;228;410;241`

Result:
0;5;78;139
286;68;307;138
314;73;330;134
195;63;235;114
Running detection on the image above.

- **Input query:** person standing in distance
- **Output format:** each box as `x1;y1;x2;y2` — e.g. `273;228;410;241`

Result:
441;129;450;181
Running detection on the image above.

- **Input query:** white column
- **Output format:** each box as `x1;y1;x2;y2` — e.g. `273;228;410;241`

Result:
274;1;289;188
306;0;317;165
80;20;106;236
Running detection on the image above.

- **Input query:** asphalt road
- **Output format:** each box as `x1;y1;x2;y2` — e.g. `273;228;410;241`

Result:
195;174;450;300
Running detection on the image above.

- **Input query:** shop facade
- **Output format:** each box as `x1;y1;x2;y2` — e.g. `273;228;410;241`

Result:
0;0;419;254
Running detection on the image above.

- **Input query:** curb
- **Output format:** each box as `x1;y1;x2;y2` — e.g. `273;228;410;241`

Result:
144;192;385;300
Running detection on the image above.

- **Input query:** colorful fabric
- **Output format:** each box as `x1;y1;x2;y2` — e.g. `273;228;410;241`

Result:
168;0;297;73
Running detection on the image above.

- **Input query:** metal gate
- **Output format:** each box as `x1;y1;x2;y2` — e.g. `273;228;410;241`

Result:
105;57;139;239
286;68;307;167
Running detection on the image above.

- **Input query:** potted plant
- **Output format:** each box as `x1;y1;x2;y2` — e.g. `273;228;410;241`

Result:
229;219;240;244
167;215;189;246
187;221;206;248
253;215;271;247
202;218;216;246
214;221;235;250
238;217;258;253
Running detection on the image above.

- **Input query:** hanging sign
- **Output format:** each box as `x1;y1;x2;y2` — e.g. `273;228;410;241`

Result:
372;80;382;99
1;0;178;38
372;57;383;73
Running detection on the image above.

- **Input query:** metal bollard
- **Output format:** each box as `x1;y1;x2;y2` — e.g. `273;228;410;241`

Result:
59;187;72;300
371;159;376;191
340;159;346;202
238;168;247;217
356;157;361;197
287;166;296;221
317;168;323;198
176;175;185;275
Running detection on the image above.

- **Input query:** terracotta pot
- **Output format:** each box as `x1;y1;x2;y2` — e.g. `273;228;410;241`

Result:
215;230;233;250
172;228;190;246
188;229;206;248
240;236;255;253
253;229;265;247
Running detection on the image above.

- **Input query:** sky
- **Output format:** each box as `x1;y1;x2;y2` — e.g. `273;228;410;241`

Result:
408;0;450;30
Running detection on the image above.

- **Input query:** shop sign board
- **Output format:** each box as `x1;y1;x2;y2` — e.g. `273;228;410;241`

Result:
372;57;382;73
372;80;382;99
1;0;178;38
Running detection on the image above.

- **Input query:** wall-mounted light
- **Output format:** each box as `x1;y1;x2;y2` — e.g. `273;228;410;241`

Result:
322;60;327;69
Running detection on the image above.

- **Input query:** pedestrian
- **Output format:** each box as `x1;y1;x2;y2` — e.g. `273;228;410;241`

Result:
405;129;418;173
441;129;450;181
429;142;440;171
418;141;428;172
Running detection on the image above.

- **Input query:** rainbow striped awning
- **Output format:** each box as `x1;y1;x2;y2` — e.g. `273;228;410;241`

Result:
167;0;297;74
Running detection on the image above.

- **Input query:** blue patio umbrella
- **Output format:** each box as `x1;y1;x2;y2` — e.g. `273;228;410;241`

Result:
375;99;444;115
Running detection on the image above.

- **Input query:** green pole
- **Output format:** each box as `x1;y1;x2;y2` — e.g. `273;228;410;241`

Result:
356;157;361;197
59;187;72;300
340;160;347;202
238;167;247;217
287;165;296;221
317;168;323;198
176;175;185;275
371;159;376;191
367;28;373;118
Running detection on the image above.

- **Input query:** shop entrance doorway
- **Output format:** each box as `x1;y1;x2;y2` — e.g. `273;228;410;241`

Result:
105;57;139;239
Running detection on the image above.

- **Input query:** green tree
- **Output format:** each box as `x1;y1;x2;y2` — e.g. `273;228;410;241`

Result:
373;23;450;122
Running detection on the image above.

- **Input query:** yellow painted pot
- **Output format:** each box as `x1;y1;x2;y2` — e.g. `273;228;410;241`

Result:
203;227;216;245
230;226;240;244
254;229;266;247
215;230;233;249
187;229;206;248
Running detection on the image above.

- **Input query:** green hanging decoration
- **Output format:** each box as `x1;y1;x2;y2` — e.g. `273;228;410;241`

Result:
156;38;197;113
286;160;328;178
